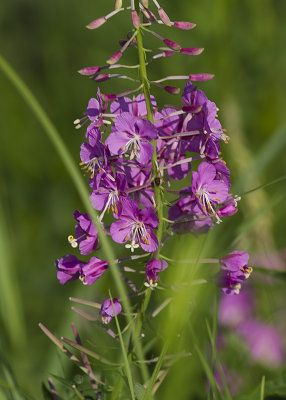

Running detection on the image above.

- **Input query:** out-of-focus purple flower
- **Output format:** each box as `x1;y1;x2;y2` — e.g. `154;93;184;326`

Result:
100;298;122;324
192;162;229;222
220;251;250;273
68;210;98;255
105;113;157;165
145;259;168;288
110;198;159;252
219;290;253;327
81;256;108;286
238;320;284;367
220;251;252;295
55;254;85;285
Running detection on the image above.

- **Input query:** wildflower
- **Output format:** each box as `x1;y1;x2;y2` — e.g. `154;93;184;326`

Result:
55;254;85;285
81;257;108;286
110;198;159;252
105;113;158;165
145;259;168;288
100;298;122;324
220;251;252;294
67;210;98;255
192;162;229;222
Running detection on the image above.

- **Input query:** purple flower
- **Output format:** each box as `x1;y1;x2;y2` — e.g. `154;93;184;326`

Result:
110;198;159;252
220;251;250;274
86;88;104;125
219;290;253;327
80;127;114;188
105;113;157;165
110;94;157;117
90;173;126;220
238;320;284;367
68;210;98;255
169;188;213;235
220;251;252;295
55;254;85;285
81;256;108;286
192;162;229;222
100;298;122;324
145;259;168;288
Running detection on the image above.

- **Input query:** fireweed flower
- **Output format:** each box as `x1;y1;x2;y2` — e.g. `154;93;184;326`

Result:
220;251;252;295
81;256;108;286
105;112;158;165
145;259;168;288
192;162;229;222
55;254;85;285
68;210;98;255
100;298;122;324
90;173;127;220
110;198;159;252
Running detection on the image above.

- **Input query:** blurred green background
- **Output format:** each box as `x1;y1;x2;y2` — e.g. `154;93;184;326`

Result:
1;0;286;398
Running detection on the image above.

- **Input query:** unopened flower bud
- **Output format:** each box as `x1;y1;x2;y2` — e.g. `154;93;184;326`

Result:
107;51;122;65
189;73;214;81
158;7;171;26
180;47;204;56
132;10;141;28
164;85;180;95
114;0;122;9
101;93;117;102
174;21;196;30
86;17;106;30
78;66;101;76
141;0;149;7
163;39;181;51
93;74;110;82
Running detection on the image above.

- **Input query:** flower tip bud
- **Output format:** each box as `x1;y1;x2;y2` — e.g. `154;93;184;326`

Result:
131;10;140;28
141;0;149;7
114;0;122;9
180;47;204;56
86;17;106;30
107;51;122;65
158;7;171;26
93;74;110;82
164;85;180;95
189;73;214;81
174;21;196;30
163;39;181;51
101;93;117;102
78;66;101;76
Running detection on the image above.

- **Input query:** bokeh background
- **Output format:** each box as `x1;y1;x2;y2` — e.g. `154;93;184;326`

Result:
1;0;286;398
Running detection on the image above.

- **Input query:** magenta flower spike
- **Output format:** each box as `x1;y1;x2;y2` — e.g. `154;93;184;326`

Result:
100;298;122;324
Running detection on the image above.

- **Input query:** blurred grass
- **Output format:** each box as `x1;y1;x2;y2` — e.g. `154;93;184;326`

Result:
1;0;286;398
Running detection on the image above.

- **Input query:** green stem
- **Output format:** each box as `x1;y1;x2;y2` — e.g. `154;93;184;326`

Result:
0;52;148;383
135;1;164;247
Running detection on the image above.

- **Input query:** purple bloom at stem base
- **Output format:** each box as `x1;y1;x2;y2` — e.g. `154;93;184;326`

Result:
100;298;122;324
145;259;168;288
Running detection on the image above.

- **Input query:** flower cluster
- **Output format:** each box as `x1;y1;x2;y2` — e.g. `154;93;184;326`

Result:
54;0;252;323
